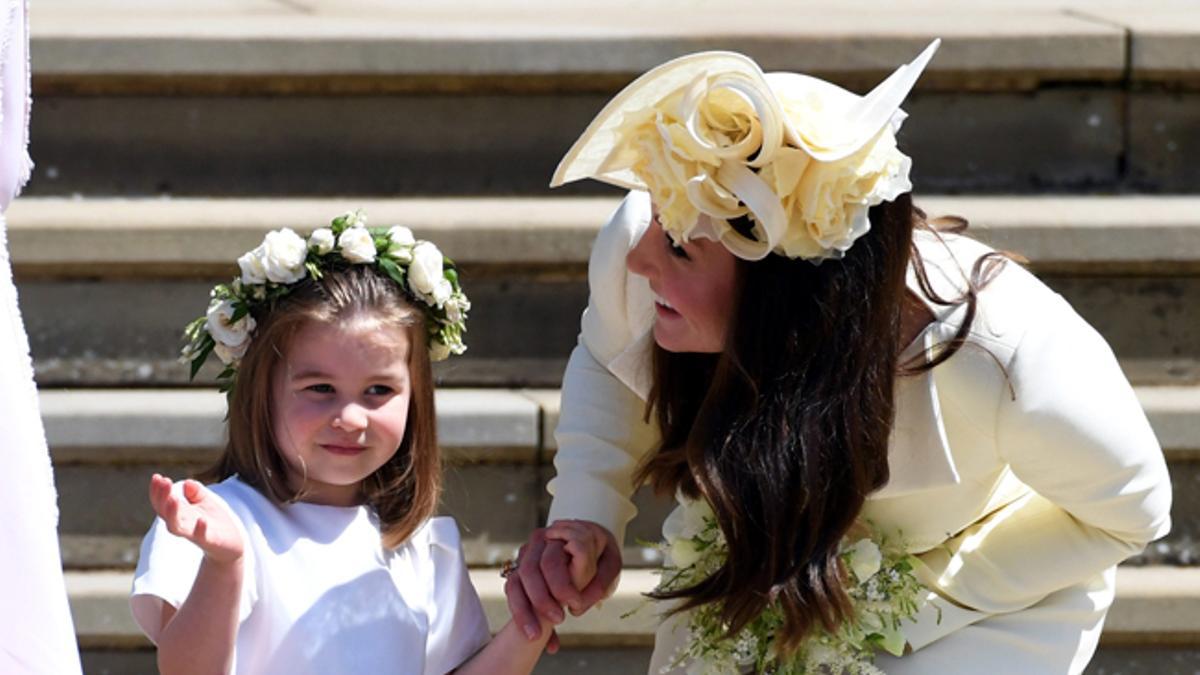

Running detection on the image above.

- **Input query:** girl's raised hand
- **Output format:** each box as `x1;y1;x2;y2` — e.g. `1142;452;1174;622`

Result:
148;474;244;564
543;519;608;591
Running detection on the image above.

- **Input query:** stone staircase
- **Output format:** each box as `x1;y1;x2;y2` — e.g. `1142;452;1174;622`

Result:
14;1;1200;673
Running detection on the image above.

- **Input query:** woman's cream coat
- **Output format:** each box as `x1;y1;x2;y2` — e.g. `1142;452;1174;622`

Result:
545;191;1172;670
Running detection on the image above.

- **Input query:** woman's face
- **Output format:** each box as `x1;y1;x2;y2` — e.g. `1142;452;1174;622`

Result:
626;210;739;353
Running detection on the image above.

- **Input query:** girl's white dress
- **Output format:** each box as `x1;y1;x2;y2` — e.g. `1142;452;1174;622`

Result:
131;476;491;675
546;191;1173;674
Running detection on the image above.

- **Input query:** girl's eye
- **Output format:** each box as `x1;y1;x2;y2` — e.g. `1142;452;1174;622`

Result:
666;232;689;260
366;385;394;396
306;384;334;394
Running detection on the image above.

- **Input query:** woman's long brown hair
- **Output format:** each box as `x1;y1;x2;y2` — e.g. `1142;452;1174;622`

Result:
637;193;1008;653
198;264;441;549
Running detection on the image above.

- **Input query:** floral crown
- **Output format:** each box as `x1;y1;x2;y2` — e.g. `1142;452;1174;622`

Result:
551;41;940;262
181;210;469;392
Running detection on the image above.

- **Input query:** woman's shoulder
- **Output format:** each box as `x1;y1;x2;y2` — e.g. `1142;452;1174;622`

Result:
912;230;1070;352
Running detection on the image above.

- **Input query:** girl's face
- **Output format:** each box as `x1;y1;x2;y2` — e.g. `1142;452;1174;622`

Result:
626;210;739;354
271;317;413;506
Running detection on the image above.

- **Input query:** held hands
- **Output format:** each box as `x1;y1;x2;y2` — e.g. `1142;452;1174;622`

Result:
148;474;244;565
544;519;609;590
504;519;622;652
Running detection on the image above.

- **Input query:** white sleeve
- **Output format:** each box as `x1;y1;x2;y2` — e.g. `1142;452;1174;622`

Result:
129;486;257;644
914;284;1172;617
546;343;658;543
421;517;490;675
545;191;659;544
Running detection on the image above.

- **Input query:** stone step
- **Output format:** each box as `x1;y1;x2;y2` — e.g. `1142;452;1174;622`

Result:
23;3;1200;195
65;566;1200;672
75;646;1200;675
43;386;1200;569
37;1;1172;91
10;195;1200;388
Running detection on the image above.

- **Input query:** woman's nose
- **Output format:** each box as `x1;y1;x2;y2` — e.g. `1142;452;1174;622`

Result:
626;220;659;281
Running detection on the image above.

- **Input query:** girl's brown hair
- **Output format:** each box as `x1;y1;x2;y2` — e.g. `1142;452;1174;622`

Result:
198;264;441;549
637;193;1009;653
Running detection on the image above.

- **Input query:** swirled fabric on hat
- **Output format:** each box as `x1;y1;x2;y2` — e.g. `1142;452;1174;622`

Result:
551;41;939;262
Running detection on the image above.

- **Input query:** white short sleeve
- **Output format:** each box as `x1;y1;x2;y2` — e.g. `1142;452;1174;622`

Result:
129;484;257;644
416;517;491;675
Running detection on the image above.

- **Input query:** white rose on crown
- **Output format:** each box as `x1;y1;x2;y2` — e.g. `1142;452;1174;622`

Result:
261;228;309;283
338;226;377;263
444;294;469;323
205;299;256;365
408;242;447;303
387;225;417;262
309;227;335;255
213;339;249;365
237;245;269;285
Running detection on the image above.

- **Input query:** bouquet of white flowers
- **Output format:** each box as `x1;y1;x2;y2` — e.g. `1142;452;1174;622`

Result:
649;497;928;674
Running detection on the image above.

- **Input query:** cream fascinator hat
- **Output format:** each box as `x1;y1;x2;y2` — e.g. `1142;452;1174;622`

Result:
551;40;941;262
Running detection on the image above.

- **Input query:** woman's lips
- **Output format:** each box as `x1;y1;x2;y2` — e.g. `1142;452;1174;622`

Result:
321;444;367;456
653;292;679;318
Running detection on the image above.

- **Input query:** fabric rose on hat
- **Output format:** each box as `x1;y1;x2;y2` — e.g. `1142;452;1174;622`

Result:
608;74;788;248
761;126;911;260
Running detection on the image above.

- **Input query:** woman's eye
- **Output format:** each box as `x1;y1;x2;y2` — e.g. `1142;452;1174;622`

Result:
666;232;689;259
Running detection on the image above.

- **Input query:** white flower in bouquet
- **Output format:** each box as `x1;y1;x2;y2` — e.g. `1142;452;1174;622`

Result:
309;227;335;255
261;228;308;283
338;226;377;263
846;538;883;582
645;495;925;674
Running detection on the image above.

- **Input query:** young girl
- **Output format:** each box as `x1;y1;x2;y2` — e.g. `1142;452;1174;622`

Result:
130;212;601;675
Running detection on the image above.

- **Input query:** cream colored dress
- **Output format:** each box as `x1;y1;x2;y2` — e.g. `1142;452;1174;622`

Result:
546;191;1173;674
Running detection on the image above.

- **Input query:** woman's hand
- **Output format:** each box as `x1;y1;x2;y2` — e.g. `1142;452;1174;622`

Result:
148;474;243;564
504;521;622;651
